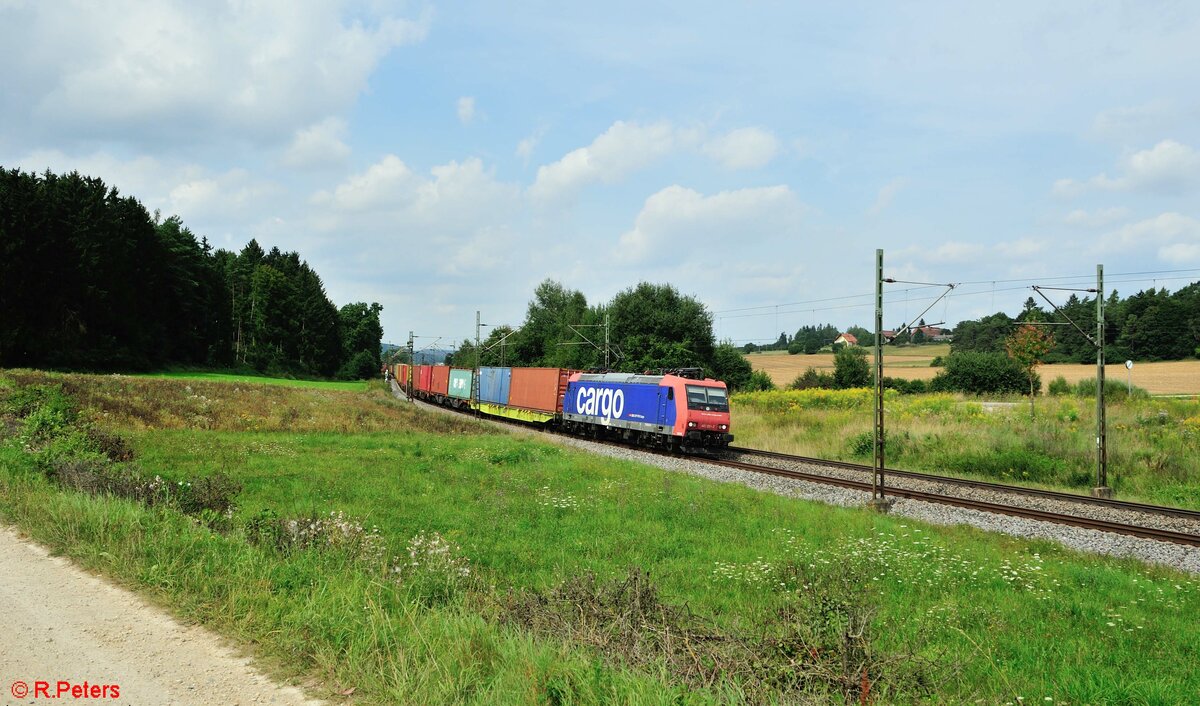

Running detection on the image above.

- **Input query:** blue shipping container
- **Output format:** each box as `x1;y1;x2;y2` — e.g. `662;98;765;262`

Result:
563;376;676;431
478;367;512;405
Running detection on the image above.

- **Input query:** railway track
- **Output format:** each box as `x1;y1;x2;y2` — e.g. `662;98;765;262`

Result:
394;382;1200;548
710;451;1200;547
728;446;1200;522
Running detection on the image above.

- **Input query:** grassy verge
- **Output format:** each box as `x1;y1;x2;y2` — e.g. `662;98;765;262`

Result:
130;370;370;391
733;389;1200;508
2;371;1199;703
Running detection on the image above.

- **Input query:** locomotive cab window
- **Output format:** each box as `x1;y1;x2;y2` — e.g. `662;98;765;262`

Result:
685;385;728;412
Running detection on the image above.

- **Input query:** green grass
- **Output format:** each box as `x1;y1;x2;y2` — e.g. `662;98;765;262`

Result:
132;370;369;391
733;389;1200;509
3;370;1200;703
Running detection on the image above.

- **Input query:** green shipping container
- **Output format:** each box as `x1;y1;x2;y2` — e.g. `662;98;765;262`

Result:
448;368;473;400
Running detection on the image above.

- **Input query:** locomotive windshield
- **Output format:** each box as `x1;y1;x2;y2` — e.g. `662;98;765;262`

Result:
685;385;729;412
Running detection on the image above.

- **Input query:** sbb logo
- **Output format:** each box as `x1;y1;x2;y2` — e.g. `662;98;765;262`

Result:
575;386;624;419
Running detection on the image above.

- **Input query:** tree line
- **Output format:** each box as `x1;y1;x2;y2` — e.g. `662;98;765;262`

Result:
423;280;757;388
952;289;1200;362
0;167;383;378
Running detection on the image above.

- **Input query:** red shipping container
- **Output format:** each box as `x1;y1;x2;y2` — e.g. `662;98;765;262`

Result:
431;366;450;396
509;368;574;413
417;365;433;393
399;364;409;386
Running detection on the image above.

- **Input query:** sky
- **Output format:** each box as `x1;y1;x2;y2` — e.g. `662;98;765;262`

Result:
3;1;1199;349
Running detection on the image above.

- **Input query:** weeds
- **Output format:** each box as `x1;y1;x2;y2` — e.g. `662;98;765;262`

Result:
2;377;241;529
502;566;947;704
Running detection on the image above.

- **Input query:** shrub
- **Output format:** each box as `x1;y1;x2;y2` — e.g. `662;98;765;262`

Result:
1047;376;1071;396
743;370;775;392
1071;378;1149;401
929;356;945;367
787;342;802;355
880;377;928;394
929;352;1036;395
788;368;835;390
833;347;870;389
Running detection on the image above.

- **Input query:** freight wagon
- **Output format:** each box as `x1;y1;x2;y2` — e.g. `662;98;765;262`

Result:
408;364;732;449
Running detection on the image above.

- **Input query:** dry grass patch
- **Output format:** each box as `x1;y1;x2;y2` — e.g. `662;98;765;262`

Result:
2;370;489;436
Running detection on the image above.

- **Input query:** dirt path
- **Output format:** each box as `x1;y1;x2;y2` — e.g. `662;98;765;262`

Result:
0;525;324;706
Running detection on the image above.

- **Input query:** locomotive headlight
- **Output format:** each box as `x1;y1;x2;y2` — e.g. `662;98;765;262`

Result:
687;421;697;428
719;424;728;430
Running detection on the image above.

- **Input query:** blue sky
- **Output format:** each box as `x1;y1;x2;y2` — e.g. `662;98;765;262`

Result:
3;1;1199;347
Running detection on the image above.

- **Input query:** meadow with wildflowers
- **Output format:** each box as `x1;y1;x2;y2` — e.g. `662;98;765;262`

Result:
734;388;1200;508
2;370;1199;703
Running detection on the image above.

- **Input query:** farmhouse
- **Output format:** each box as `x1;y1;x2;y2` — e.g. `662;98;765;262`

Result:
833;332;858;346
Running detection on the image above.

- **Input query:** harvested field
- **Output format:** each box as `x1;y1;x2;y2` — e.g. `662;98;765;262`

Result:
747;348;1200;395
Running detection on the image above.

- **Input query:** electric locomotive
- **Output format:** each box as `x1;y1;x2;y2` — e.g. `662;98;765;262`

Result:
562;371;733;450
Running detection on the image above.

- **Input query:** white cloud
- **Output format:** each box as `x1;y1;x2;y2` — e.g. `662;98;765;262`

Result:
701;127;780;169
1057;140;1200;196
529;120;683;203
313;154;523;274
317;155;420;211
1062;207;1130;228
868;178;907;216
529;120;787;203
457;96;476;125
516;135;538;162
1101;212;1200;263
1;1;428;145
167;169;283;224
4;148;279;226
1052;178;1083;198
1159;242;1200;263
616;184;802;264
281;117;350;168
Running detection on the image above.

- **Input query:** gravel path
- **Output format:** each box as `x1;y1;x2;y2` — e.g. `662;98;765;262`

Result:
0;526;324;706
391;381;1200;574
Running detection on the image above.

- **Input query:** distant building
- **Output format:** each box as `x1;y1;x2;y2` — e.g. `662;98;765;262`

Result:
833;332;858;346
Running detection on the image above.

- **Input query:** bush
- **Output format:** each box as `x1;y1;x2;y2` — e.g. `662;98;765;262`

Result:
833;347;870;389
881;377;928;394
1071;378;1150;401
929;352;1036;395
337;349;379;380
787;342;802;355
744;370;775;392
1048;376;1071;396
788;368;835;390
711;342;753;390
929;356;944;367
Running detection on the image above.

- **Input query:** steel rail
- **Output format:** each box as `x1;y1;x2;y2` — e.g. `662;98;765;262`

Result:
727;446;1200;521
709;456;1200;547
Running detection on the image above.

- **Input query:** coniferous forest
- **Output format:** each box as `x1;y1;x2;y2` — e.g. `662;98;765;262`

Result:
1;167;382;378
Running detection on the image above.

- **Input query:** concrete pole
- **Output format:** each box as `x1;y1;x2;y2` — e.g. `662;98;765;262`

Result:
1094;265;1111;498
474;311;481;413
872;248;888;509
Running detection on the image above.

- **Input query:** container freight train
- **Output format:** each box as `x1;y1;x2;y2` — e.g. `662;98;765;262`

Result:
390;363;733;450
